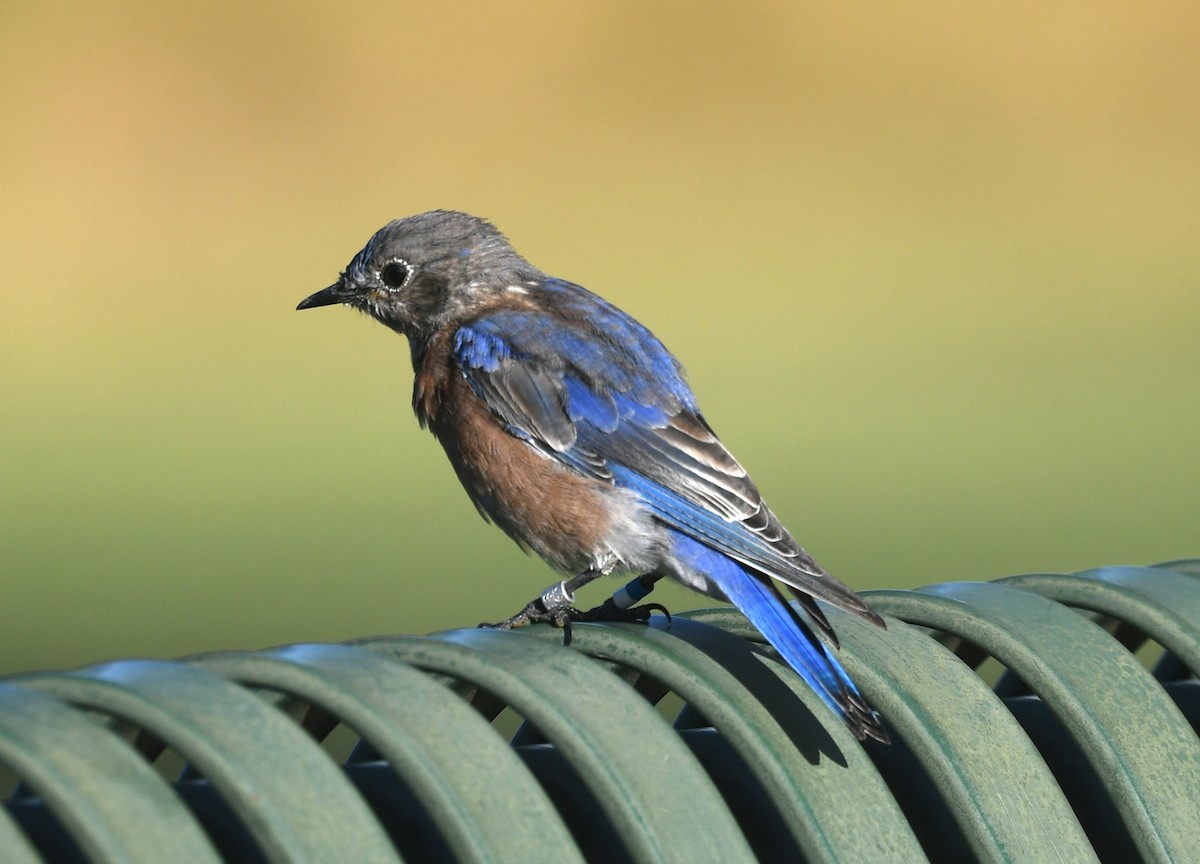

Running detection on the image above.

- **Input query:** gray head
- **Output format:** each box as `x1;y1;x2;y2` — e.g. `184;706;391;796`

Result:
297;211;543;339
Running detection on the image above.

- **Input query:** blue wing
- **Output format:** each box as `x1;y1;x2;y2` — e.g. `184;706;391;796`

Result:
452;280;885;736
453;280;882;637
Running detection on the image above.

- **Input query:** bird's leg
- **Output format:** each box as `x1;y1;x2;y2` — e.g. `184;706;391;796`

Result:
479;568;604;632
574;573;671;624
478;571;669;645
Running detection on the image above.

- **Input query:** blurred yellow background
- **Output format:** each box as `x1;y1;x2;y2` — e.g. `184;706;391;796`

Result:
2;2;1197;674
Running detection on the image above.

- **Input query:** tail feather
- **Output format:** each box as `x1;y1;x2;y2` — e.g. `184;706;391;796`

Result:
667;530;888;742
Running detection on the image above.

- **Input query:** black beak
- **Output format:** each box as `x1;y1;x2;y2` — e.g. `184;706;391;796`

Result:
297;283;344;310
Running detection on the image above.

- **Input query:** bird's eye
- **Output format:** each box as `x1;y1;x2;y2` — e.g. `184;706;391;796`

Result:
380;260;410;290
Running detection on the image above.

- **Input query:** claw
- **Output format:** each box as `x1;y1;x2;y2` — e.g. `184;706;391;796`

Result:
574;599;671;625
477;600;576;631
479;580;579;631
479;576;668;643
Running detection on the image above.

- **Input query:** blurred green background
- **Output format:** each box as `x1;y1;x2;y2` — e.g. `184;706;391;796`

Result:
2;2;1196;675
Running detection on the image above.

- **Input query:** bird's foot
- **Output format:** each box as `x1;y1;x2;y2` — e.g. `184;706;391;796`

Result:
479;580;578;631
572;597;671;625
478;575;669;646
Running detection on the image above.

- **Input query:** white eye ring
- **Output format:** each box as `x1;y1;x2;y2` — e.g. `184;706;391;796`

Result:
379;259;411;291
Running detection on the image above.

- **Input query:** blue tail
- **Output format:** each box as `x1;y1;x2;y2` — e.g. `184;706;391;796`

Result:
667;530;884;740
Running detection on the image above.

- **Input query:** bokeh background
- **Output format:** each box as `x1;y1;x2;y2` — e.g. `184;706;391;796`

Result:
2;2;1197;675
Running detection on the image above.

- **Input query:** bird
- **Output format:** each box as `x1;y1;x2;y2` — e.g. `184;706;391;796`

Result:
297;210;888;742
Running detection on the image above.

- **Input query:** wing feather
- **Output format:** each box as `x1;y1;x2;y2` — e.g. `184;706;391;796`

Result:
452;301;883;632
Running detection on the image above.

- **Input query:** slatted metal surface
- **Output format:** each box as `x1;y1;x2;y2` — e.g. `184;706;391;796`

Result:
0;560;1197;863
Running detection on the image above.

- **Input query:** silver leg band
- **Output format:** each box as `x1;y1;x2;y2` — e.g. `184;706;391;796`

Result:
540;580;576;611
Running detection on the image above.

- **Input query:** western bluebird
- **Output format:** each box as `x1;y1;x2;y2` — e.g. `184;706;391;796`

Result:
298;211;888;742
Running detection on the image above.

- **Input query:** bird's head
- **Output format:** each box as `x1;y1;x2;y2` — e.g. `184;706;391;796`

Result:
297;210;542;340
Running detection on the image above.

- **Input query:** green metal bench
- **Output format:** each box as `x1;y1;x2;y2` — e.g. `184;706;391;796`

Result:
1;560;1197;863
